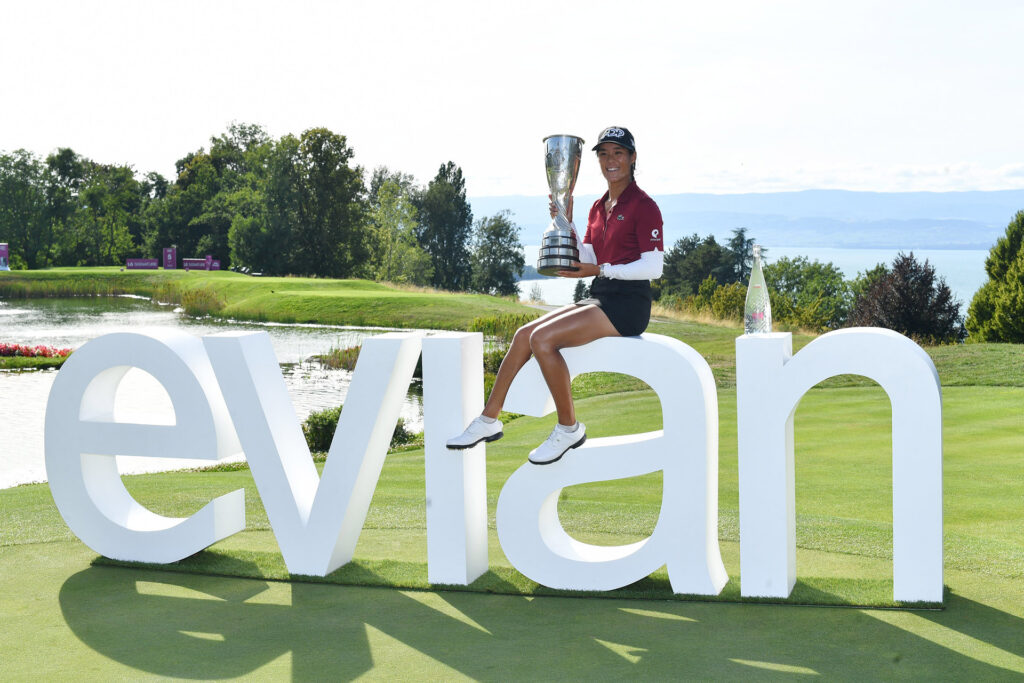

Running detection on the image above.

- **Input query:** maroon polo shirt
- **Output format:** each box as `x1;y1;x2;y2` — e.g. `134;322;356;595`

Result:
584;181;664;266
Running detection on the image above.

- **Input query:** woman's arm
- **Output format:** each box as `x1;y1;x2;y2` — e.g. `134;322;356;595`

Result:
561;249;663;280
599;249;663;280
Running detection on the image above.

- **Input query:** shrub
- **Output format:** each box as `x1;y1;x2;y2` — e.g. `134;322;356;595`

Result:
483;349;505;374
966;210;1024;342
302;404;420;453
151;282;182;305
317;346;361;370
693;275;718;311
764;256;852;332
848;252;965;344
180;288;225;316
315;342;423;377
467;312;539;344
710;281;746;321
302;405;343;452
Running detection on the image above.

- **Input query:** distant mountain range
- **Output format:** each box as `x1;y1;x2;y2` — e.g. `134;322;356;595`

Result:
469;189;1024;250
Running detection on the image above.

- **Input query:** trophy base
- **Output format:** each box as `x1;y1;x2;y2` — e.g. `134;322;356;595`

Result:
537;257;580;277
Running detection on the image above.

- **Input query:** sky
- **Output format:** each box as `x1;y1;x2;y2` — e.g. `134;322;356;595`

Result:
3;0;1023;197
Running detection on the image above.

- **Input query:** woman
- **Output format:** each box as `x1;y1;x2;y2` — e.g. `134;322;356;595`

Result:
447;126;664;464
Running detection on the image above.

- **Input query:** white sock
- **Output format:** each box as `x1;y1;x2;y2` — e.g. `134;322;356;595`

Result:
479;415;497;424
556;421;578;433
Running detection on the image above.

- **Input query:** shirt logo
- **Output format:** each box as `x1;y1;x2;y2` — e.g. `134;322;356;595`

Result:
616;214;625;221
603;127;625;138
651;229;660;238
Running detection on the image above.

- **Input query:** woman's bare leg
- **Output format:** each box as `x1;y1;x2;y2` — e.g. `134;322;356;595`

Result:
481;305;582;418
528;305;619;425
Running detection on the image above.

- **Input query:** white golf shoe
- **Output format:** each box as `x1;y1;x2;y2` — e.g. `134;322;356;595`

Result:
446;416;504;449
529;422;586;465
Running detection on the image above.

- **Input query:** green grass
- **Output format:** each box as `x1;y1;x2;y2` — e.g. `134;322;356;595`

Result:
2;381;1023;678
0;355;67;370
4;387;1021;590
649;319;1024;389
0;267;535;330
2;295;1023;676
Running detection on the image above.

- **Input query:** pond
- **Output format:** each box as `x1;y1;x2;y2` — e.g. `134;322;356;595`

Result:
0;297;426;488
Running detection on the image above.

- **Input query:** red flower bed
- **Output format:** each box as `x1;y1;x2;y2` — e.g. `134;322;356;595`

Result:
0;343;72;358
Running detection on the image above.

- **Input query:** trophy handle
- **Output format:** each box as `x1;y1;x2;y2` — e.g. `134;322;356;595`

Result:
552;213;573;232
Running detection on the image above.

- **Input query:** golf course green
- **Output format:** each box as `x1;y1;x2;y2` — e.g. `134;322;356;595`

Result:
1;276;1022;679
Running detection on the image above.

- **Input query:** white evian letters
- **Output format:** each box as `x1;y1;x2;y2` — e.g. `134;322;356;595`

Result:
202;331;421;576
736;329;943;603
421;333;489;585
44;330;245;563
497;335;728;595
42;327;944;602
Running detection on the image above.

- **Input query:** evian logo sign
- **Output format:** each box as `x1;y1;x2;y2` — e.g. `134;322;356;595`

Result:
43;328;943;602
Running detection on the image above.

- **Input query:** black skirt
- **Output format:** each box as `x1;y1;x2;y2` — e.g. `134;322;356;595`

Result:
577;276;652;337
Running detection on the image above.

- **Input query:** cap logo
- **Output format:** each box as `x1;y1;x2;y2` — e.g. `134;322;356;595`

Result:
603;127;626;138
652;229;660;238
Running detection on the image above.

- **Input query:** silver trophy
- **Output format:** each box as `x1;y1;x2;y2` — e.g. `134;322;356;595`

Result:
537;135;584;276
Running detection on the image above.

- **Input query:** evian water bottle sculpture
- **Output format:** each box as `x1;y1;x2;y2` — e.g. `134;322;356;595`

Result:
744;245;772;334
537;135;584;276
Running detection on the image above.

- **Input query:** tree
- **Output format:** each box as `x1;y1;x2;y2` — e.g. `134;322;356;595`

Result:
470;211;525;296
44;148;88;266
661;234;731;297
966;210;1024;342
227;187;272;272
368;166;416;208
764;256;851;331
0;150;48;268
289;128;369;277
143;151;223;261
368;179;432;285
849;252;965;344
414;161;473;290
209;122;272;182
52;161;141;266
528;282;543;302
573;279;589;302
235;128;370;278
724;227;756;283
849;262;888;306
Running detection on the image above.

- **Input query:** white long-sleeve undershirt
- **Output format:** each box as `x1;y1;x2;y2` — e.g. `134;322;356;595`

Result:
572;223;664;281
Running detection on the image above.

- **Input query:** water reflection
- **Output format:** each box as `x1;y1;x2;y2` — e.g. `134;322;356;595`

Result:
0;297;424;488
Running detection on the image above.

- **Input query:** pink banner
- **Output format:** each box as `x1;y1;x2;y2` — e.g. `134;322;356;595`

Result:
163;247;177;269
126;258;159;270
183;257;221;271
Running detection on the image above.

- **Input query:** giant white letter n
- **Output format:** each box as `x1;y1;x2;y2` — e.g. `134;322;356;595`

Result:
736;328;943;603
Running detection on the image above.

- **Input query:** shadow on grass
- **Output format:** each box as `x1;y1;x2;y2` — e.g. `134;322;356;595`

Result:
59;565;1022;680
93;549;940;609
923;591;1024;660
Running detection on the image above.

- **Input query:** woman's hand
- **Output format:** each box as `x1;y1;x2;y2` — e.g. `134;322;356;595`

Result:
558;262;599;278
548;195;574;222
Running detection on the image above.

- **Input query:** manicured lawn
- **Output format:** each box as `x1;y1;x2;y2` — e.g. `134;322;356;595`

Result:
2;382;1022;678
1;279;1022;677
0;355;66;370
0;268;535;330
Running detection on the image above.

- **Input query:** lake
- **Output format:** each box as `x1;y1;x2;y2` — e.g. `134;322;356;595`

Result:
0;297;425;489
519;246;991;308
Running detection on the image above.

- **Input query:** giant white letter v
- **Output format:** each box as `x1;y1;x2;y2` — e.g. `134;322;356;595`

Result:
204;331;421;576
